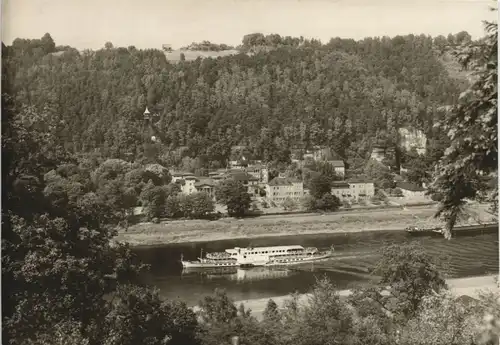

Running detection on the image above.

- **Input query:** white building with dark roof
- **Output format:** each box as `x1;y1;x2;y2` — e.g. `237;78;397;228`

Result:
194;178;216;199
265;178;304;204
171;171;196;183
226;171;260;196
245;163;269;183
346;177;375;199
331;178;375;201
329;160;346;177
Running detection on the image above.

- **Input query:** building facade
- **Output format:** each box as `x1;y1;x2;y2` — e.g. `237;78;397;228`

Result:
194;178;216;199
370;146;386;163
331;179;375;201
226;171;260;196
245;163;269;184
180;176;198;195
265;178;304;204
347;178;375;199
331;182;351;200
171;171;196;183
330;160;345;177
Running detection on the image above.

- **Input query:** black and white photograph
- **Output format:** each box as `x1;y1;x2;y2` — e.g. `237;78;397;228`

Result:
1;0;499;344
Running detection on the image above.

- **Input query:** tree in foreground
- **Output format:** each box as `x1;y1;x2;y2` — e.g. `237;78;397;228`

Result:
196;289;275;345
428;19;498;239
215;179;252;217
348;243;447;322
103;285;200;345
398;292;481;345
1;96;197;345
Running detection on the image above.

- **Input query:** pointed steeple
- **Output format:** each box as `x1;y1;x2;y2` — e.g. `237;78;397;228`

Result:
143;107;151;121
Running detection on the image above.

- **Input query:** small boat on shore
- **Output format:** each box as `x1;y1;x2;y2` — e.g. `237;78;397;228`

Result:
180;245;335;268
405;225;444;236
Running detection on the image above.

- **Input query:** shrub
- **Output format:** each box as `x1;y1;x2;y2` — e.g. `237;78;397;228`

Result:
315;193;341;212
283;197;298;211
393;187;403;197
189;192;215;218
301;195;316;211
342;200;352;209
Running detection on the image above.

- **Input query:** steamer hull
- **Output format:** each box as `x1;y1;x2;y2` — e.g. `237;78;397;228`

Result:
181;244;335;268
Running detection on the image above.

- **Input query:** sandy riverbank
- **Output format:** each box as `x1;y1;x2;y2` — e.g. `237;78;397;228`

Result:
115;203;494;247
234;275;499;320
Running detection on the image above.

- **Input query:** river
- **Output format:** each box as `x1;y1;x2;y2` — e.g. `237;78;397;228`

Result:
134;227;499;306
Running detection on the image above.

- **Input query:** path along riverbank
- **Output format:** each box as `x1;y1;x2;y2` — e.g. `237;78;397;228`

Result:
231;275;499;321
116;203;495;247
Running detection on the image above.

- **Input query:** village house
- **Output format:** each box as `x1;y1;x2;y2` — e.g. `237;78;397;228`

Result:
347;178;375;199
331;181;352;200
173;174;218;199
370;145;386;163
330;160;346;177
245;163;269;183
298;147;346;177
170;171;196;183
194;178;216;199
208;171;226;182
331;178;375;201
396;181;427;198
179;175;198;195
228;158;249;170
265;177;304;204
225;171;260;196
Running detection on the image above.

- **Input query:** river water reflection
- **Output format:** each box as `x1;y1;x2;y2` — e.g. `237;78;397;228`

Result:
134;228;499;306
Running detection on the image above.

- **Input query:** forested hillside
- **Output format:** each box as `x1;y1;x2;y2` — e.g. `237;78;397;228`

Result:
3;32;471;169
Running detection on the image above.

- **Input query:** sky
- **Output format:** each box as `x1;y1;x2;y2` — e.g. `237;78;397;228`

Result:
1;0;497;50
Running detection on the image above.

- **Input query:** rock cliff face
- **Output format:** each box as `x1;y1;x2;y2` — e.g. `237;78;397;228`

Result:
398;127;427;155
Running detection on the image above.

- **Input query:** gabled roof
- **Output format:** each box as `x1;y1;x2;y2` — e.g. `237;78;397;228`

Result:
329;160;345;168
331;181;350;189
227;171;259;182
268;177;302;186
347;177;374;184
396;181;426;192
171;171;194;177
195;178;216;187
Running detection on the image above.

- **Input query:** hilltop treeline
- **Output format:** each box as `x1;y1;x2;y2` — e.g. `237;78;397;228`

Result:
2;32;472;170
181;40;235;52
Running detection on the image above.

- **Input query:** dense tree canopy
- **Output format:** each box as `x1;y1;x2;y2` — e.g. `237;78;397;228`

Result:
2;32;470;171
429;20;498;238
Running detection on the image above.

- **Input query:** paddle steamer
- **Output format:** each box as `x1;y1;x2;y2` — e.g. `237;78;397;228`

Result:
180;245;334;268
